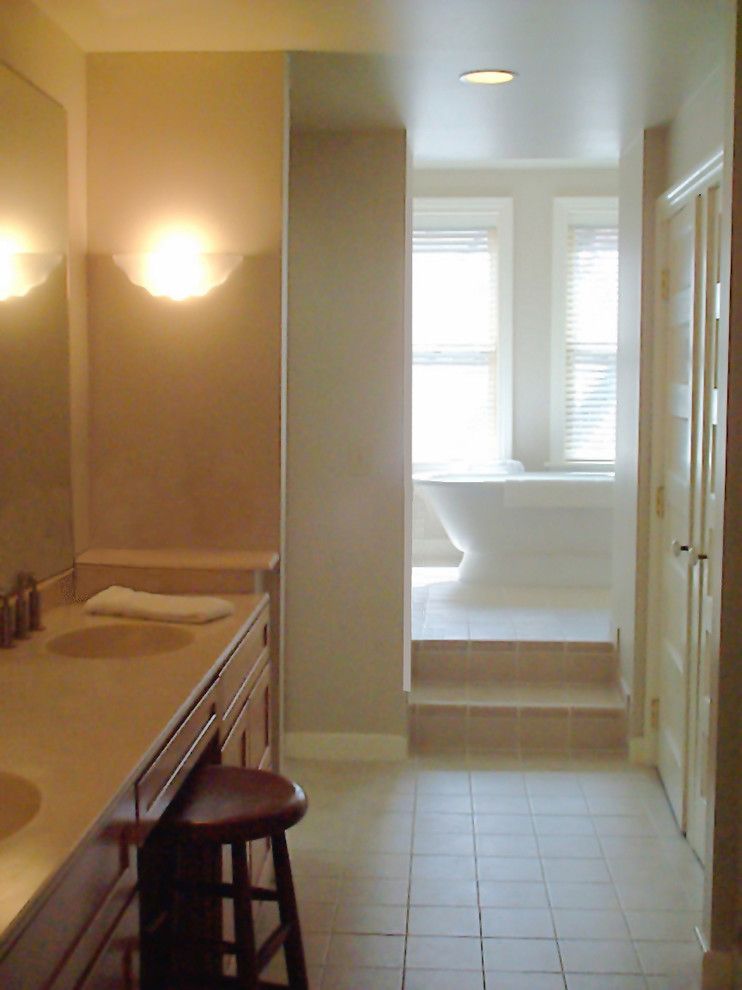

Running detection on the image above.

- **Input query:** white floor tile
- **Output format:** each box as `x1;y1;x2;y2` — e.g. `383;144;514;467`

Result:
559;939;642;974
408;905;481;937
481;907;555;938
551;909;630;940
321;966;403;989
324;934;405;969
478;881;550;908
405;971;485;990
486;976;566;990
405;935;483;970
409;877;479;906
286;755;703;988
483;937;562;972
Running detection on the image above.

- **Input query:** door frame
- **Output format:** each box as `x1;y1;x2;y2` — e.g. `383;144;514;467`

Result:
644;152;723;809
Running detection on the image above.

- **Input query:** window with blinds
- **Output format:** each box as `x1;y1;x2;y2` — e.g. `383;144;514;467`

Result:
552;198;619;465
412;227;500;470
564;224;618;461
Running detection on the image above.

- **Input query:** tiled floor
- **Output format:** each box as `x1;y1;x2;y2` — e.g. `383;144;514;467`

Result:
266;754;704;989
412;569;611;643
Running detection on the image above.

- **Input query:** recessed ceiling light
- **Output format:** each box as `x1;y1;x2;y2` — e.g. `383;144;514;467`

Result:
459;69;517;85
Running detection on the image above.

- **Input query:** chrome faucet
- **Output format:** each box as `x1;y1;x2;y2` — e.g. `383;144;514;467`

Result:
0;593;13;648
28;574;42;631
0;574;42;648
14;573;30;640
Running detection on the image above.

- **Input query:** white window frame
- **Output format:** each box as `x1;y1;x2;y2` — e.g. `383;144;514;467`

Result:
550;196;619;469
413;196;514;467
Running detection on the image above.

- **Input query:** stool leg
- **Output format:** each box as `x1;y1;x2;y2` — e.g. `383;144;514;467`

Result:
271;831;309;990
231;841;259;990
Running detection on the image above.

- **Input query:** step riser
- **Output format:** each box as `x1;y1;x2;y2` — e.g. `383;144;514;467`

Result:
413;640;617;686
410;705;626;755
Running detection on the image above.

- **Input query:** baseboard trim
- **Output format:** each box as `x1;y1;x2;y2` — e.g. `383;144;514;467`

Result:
628;736;654;764
284;732;408;762
701;946;734;989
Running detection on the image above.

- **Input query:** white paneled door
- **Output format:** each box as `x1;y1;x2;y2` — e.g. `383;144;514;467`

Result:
656;198;696;829
654;169;721;862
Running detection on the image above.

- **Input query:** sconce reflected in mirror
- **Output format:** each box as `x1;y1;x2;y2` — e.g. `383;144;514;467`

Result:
113;233;242;301
0;248;63;301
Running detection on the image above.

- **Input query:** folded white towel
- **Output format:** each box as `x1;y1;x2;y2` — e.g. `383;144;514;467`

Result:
84;586;235;624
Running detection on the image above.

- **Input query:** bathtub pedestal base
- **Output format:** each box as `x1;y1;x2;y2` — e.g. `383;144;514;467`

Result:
457;551;611;587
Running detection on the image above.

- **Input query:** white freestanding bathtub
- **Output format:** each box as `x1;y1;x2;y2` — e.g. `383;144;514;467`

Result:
415;467;614;586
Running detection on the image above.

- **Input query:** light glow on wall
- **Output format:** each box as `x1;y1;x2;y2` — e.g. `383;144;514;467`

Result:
113;231;242;301
0;235;62;301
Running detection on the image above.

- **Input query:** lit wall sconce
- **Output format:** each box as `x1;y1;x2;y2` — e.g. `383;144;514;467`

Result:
113;234;242;301
0;251;63;301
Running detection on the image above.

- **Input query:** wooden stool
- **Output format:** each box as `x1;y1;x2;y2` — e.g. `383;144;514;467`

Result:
164;764;309;990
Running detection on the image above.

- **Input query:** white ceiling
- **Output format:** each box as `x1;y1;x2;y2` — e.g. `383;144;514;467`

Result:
34;0;730;166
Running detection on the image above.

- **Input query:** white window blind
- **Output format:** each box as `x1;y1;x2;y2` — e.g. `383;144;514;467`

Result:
563;222;618;462
412;227;499;469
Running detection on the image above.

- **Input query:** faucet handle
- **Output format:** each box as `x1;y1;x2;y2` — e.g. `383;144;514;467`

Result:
14;574;30;640
0;593;14;649
28;574;42;631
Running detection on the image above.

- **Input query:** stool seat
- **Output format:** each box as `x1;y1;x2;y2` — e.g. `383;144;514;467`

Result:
167;765;308;843
158;764;310;989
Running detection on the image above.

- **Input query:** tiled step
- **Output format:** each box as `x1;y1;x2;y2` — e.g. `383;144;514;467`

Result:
412;638;617;685
409;690;626;755
411;681;624;709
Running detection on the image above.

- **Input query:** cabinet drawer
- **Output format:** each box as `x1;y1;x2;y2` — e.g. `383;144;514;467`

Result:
136;684;218;825
49;869;138;990
220;604;269;739
76;891;139;990
0;788;136;990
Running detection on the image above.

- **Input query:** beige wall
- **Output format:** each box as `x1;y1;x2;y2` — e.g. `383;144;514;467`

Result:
0;0;88;554
285;129;408;747
413;167;619;470
667;65;725;191
86;53;286;550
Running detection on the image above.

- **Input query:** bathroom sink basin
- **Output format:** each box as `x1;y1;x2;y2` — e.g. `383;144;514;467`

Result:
0;774;42;840
46;623;194;659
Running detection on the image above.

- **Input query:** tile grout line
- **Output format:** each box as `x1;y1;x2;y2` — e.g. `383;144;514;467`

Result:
469;766;487;989
399;762;419;990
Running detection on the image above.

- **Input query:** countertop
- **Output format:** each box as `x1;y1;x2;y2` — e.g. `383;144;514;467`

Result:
0;592;265;946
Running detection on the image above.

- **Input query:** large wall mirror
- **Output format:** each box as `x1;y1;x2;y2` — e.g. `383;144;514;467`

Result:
0;61;73;590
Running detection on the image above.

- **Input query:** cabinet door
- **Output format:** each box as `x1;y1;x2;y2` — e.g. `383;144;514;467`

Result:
220;693;251;769
248;662;271;771
247;662;272;880
77;893;140;990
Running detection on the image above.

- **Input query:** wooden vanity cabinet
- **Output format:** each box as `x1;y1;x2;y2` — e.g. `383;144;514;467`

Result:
218;602;272;877
0;788;138;990
0;596;274;990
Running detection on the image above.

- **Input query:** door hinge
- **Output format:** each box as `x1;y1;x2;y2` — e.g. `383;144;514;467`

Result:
655;485;665;519
661;268;670;302
650;698;660;730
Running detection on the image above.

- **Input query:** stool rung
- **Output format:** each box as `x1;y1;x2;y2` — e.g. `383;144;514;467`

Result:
255;923;291;971
172;979;288;989
173;878;236;898
172;935;237;955
173;880;279;902
251;884;279;902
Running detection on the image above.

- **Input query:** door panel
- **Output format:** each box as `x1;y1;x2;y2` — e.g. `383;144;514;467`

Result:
655;180;720;861
686;183;722;862
657;200;696;827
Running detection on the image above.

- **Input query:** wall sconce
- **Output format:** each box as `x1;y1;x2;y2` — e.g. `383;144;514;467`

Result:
0;252;63;301
113;243;243;301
